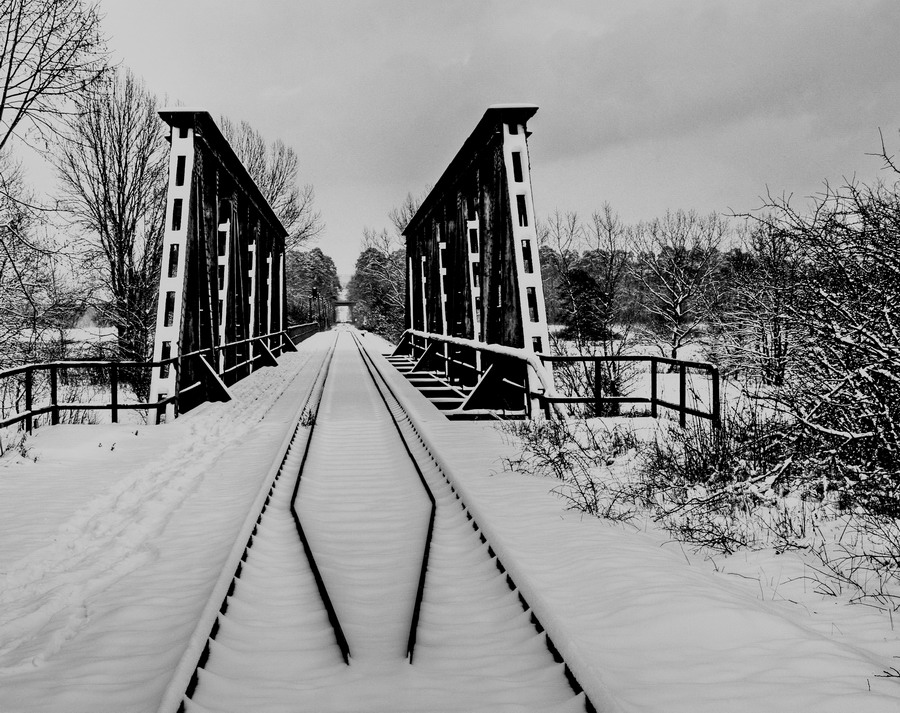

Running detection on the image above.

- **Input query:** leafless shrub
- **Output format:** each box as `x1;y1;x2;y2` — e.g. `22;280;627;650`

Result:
498;417;638;521
802;514;900;612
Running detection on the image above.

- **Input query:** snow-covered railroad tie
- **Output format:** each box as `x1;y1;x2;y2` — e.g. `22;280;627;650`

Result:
175;328;591;713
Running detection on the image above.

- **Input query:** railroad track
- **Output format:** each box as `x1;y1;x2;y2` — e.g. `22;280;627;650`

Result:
168;327;592;713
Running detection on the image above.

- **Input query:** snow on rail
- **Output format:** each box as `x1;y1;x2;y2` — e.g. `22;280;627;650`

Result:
184;329;585;712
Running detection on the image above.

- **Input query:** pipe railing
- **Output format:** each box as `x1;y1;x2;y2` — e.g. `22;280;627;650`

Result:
538;353;720;427
394;330;560;419
394;330;720;426
0;323;319;433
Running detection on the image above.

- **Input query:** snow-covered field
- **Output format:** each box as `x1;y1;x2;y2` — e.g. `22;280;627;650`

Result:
0;328;898;712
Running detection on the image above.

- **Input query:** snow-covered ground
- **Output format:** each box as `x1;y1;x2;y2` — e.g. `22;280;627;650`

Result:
0;328;898;712
187;330;584;712
366;345;900;713
0;340;331;712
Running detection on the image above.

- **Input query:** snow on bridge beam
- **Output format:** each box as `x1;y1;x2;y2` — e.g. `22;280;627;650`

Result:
149;109;288;416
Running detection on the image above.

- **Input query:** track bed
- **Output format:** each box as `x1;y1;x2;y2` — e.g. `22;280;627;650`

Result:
182;329;588;713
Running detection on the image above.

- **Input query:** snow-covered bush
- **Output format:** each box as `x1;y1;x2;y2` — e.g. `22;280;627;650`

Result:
633;404;802;553
755;166;900;517
499;418;638;520
801;511;900;612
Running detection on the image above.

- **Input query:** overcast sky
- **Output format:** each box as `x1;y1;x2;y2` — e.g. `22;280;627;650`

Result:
91;0;900;273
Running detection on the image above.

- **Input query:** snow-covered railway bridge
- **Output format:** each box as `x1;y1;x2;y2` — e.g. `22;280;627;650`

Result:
1;105;897;713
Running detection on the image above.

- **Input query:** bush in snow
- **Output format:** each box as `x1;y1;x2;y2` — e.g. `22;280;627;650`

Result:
752;155;900;518
499;418;638;520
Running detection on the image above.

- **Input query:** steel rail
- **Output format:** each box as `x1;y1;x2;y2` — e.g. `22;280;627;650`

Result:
172;328;595;711
350;330;437;663
165;334;348;713
286;336;352;664
361;338;599;712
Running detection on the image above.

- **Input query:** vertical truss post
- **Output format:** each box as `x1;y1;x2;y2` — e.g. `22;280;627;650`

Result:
216;215;232;372
149;117;196;411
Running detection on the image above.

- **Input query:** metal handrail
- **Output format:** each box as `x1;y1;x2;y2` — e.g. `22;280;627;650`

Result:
394;329;720;426
539;352;720;426
0;323;319;433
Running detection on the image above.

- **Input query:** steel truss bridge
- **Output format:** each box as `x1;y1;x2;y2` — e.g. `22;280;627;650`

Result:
0;106;724;713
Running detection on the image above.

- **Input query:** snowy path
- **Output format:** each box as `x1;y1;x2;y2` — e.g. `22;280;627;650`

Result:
185;329;585;712
0;338;333;712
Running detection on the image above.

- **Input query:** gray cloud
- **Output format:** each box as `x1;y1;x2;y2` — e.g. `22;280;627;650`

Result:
97;0;900;271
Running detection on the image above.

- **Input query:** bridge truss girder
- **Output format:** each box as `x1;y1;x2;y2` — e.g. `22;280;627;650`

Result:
403;105;550;356
149;110;288;414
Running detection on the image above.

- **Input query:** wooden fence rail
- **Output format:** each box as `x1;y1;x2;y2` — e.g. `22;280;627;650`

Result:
0;323;318;434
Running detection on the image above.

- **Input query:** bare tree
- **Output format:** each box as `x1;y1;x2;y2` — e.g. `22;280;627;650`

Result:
388;189;427;235
539;207;638;414
538;210;582;335
0;149;43;359
347;192;427;340
714;220;799;387
219;117;322;249
348;227;405;340
0;151;88;444
633;209;725;360
0;150;83;358
54;68;167;397
581;206;639;410
0;0;107;154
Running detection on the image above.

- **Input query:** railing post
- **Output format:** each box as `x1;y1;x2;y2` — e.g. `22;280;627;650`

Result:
25;368;33;434
593;358;601;416
711;365;721;429
650;357;658;419
110;363;118;424
174;354;181;418
50;364;59;426
679;362;687;427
